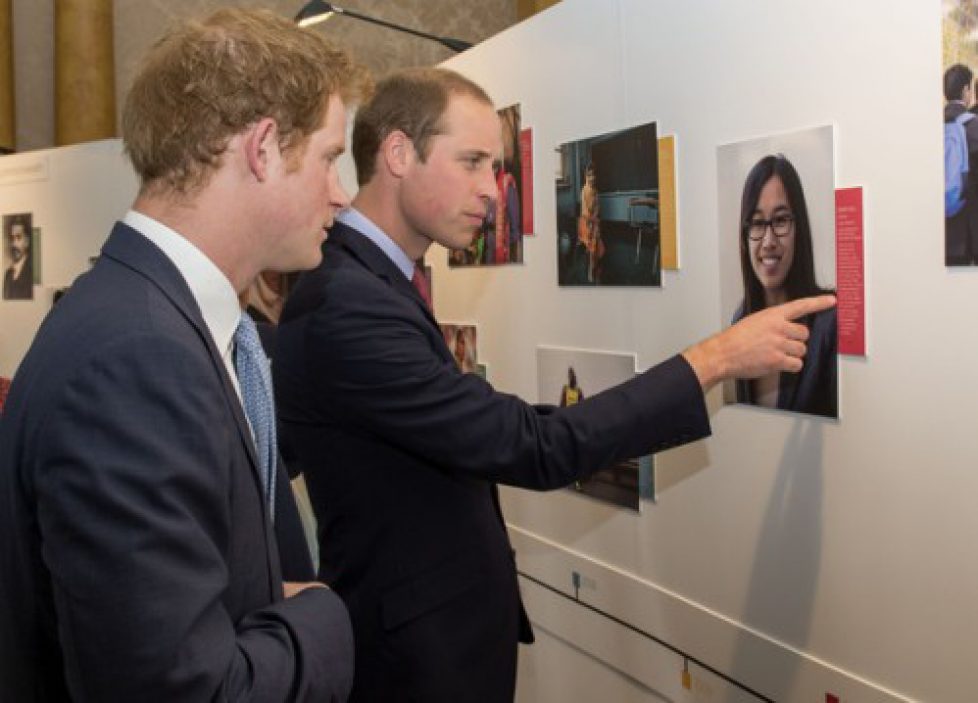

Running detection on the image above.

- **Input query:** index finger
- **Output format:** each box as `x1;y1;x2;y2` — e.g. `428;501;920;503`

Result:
779;294;836;321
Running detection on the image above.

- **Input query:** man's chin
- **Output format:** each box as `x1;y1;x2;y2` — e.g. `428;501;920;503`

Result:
287;248;324;273
304;250;324;270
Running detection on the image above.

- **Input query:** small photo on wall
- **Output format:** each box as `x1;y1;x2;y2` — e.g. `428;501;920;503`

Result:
440;323;478;374
555;121;661;286
3;212;34;300
943;2;978;265
537;345;652;510
717;126;837;419
449;103;526;267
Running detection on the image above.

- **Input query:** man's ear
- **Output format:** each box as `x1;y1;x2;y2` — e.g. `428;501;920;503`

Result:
244;118;280;182
381;130;414;179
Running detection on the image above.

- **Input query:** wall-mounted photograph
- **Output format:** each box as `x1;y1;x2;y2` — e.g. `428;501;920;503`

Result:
3;212;34;301
449;103;527;267
717;126;837;418
555;121;660;286
537;345;653;509
440;323;479;374
943;1;978;266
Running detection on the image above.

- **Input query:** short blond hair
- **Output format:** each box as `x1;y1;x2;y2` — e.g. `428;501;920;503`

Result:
123;8;371;195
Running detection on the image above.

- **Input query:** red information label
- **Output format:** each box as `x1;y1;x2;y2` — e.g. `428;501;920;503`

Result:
835;187;865;356
519;128;534;235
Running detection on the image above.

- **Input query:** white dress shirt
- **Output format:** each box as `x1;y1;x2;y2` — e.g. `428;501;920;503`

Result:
122;210;243;400
336;207;415;280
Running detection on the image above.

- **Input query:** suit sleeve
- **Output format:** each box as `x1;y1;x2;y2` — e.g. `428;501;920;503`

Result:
295;270;710;490
33;332;352;702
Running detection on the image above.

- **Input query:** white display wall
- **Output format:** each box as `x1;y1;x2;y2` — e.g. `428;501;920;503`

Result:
0;140;137;377
0;2;963;699
433;1;963;701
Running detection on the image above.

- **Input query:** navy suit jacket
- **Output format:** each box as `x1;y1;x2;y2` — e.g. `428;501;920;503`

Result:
273;221;712;702
0;222;352;702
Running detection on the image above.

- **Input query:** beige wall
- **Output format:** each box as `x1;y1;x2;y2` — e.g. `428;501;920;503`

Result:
12;0;518;153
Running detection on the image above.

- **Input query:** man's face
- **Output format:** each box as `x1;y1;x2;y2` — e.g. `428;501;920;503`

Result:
8;223;27;263
265;94;351;271
399;95;501;252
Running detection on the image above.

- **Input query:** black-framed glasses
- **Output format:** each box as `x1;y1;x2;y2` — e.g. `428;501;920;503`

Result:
745;213;794;241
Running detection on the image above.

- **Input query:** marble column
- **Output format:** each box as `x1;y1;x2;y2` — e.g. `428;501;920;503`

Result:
55;0;115;145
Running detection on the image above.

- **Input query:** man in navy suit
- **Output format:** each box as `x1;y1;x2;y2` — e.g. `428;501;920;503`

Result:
274;68;835;702
0;9;368;701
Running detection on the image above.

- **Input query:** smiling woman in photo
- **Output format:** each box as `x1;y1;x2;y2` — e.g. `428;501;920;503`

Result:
732;154;838;418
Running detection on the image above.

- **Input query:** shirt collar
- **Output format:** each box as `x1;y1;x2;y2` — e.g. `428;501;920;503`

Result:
337;207;416;280
122;209;241;358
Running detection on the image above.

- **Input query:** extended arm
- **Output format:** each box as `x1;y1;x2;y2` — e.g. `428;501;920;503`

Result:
290;271;709;490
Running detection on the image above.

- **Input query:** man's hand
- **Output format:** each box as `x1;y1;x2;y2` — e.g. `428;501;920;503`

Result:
683;295;836;392
283;581;328;598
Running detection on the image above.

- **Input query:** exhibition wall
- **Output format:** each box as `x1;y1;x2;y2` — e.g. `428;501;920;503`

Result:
0;140;137;377
434;0;962;701
0;0;965;700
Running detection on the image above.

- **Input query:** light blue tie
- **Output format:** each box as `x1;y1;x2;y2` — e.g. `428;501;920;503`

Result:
234;311;276;521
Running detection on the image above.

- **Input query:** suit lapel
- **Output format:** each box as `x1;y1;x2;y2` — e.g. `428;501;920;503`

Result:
100;224;275;562
327;222;466;370
329;222;441;329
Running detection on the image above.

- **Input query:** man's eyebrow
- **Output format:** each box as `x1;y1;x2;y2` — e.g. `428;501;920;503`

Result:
459;149;493;159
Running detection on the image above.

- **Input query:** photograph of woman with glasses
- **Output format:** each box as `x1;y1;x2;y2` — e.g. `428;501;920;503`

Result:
729;153;838;418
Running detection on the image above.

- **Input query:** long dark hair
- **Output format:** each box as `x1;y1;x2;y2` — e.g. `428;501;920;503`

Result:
738;154;830;314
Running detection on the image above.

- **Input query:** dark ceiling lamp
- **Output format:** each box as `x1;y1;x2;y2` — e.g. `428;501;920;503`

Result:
295;1;472;53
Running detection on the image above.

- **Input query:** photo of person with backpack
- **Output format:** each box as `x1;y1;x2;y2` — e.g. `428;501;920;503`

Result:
943;63;978;265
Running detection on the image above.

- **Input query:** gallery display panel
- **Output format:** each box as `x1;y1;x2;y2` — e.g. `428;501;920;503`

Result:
434;0;963;700
0;1;966;700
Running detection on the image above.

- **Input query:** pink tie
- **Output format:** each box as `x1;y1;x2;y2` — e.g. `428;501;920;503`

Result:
411;267;432;311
